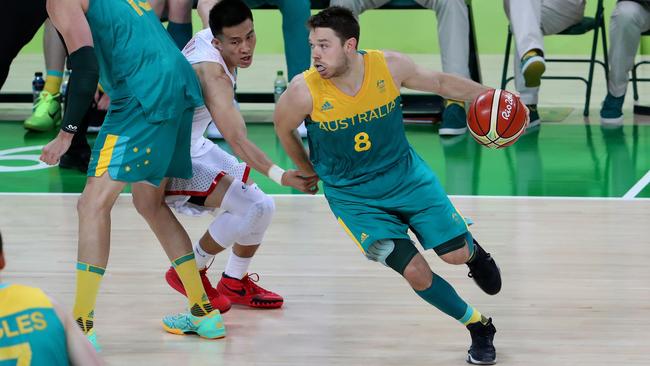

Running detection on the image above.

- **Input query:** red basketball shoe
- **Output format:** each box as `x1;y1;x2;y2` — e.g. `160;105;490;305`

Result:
216;273;284;309
165;267;232;313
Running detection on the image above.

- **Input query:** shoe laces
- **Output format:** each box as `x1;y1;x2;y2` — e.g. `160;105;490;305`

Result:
240;273;271;295
198;269;219;296
165;313;194;329
467;252;492;278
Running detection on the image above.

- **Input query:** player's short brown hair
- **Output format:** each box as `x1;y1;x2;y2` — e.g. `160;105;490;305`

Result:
307;6;360;46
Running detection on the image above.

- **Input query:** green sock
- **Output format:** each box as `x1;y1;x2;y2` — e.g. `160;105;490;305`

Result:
415;272;486;325
167;21;192;50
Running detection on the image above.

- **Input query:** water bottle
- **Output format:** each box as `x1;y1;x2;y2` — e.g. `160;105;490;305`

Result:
32;72;45;102
273;70;287;103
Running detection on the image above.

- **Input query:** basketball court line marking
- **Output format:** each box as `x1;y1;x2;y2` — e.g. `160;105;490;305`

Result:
0;192;648;201
622;170;650;200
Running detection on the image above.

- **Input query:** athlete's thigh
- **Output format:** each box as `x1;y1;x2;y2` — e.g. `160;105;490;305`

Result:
88;96;189;187
402;164;468;251
164;105;194;181
327;194;410;256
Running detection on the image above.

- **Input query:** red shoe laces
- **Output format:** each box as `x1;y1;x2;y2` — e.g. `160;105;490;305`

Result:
241;273;271;295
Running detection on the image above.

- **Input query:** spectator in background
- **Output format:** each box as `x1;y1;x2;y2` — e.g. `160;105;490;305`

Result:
331;0;475;136
503;0;585;130
0;1;48;90
150;0;195;49
600;0;650;125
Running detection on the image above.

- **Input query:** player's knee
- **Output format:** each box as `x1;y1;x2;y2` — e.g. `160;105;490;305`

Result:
132;194;163;220
614;1;642;23
366;239;420;274
248;194;275;231
77;191;112;215
402;255;433;291
436;232;471;265
236;191;275;245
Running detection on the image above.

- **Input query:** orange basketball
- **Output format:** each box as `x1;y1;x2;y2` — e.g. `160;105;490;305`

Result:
467;89;529;149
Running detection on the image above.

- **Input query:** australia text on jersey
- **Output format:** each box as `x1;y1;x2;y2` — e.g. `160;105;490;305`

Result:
315;98;398;132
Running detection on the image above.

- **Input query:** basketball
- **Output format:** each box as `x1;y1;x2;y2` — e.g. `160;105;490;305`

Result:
467;89;529;149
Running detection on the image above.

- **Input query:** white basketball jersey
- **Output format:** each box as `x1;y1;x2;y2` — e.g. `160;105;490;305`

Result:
182;29;236;157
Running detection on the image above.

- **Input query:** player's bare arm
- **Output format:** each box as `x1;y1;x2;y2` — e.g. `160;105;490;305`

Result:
51;298;102;365
273;75;319;184
41;0;97;165
197;0;218;28
384;50;491;103
196;62;318;192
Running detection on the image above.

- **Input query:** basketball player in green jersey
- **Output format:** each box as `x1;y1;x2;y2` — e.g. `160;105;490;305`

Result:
39;0;226;348
274;7;517;365
0;231;102;365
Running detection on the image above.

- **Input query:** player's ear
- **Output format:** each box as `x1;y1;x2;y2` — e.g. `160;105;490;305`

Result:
212;37;223;52
344;37;357;52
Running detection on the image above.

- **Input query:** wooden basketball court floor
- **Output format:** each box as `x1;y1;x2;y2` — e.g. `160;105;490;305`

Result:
0;194;648;365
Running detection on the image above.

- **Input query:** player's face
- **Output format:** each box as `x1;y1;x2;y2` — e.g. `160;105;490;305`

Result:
213;18;256;68
309;27;354;79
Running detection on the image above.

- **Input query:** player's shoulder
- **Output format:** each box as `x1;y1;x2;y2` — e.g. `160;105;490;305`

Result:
282;73;313;109
380;49;412;67
288;73;312;95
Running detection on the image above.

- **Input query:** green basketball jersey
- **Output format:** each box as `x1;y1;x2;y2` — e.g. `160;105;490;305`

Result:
86;0;202;121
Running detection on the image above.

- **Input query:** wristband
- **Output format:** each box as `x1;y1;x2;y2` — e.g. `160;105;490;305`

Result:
267;164;285;185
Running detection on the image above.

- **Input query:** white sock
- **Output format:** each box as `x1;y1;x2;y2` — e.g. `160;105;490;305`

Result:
193;241;215;270
224;251;252;280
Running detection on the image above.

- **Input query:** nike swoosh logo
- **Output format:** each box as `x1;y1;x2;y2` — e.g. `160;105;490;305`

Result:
222;283;246;297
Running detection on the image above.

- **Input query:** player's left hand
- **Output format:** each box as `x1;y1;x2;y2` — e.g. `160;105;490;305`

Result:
40;131;74;165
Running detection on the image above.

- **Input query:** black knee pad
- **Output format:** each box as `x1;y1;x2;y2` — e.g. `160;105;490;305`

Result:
385;239;419;275
434;232;469;256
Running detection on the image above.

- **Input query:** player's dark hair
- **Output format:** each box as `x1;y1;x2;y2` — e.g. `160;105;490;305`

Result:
0;231;3;254
308;6;360;46
209;0;254;37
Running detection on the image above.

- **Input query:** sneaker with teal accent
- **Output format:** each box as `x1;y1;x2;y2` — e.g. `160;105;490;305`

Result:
600;93;625;125
521;50;545;88
24;91;62;131
85;328;101;352
439;102;467;136
162;310;226;339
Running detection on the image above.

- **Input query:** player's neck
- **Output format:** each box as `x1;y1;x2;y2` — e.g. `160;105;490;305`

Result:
330;53;365;96
222;61;238;78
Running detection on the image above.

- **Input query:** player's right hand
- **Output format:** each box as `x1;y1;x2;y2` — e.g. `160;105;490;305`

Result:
40;130;74;165
282;170;320;194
